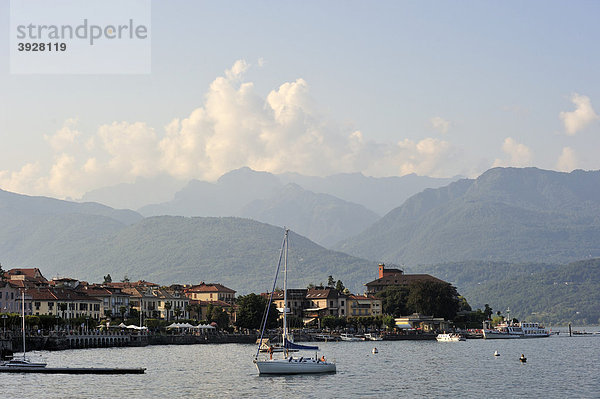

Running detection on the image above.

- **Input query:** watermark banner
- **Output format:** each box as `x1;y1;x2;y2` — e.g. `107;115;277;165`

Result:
10;0;151;74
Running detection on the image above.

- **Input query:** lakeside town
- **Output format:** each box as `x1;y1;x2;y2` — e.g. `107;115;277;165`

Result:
0;263;472;355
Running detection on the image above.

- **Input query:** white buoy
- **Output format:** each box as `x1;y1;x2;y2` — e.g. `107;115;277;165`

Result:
372;347;378;354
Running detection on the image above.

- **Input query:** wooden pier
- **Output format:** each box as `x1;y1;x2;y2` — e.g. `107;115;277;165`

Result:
0;366;145;374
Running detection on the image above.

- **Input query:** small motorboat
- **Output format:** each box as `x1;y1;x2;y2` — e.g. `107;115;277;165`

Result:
494;350;500;357
372;347;378;354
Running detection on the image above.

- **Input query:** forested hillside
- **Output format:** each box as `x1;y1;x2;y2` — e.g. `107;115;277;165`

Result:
337;168;600;265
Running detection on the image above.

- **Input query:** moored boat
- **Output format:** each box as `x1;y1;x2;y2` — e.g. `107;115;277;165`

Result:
3;291;47;369
339;333;364;341
254;229;336;375
436;333;466;342
364;333;383;341
482;320;549;339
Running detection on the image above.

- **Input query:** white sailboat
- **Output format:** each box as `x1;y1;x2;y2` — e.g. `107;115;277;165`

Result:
254;228;336;375
1;291;46;368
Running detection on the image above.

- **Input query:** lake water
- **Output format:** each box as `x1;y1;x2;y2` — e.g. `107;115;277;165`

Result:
2;332;599;398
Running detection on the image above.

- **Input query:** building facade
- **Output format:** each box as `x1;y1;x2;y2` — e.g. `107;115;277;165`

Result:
346;294;382;318
365;264;448;296
184;283;236;305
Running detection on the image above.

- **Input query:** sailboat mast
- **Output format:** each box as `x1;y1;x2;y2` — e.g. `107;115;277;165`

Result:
282;228;288;350
22;290;26;359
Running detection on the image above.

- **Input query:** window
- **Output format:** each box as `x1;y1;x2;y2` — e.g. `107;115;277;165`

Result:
330;301;333;307
341;301;344;306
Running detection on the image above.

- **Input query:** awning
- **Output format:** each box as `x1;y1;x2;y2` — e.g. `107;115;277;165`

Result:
192;324;215;329
304;307;328;312
395;323;412;329
302;318;316;324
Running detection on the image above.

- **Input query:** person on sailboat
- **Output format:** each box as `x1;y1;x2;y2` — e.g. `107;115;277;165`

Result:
267;346;273;360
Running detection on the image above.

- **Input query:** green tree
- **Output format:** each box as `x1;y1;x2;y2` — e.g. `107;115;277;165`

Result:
103;274;112;284
382;315;396;331
235;293;278;330
206;305;229;329
458;296;472;312
406;281;460;320
119;306;127;319
484;304;493;319
128;305;139;319
321;316;337;330
174;307;182;320
376;286;409;317
0;262;5;280
335;280;345;292
164;302;172;321
327;275;335;288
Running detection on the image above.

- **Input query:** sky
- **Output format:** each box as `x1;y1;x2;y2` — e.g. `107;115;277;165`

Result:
1;0;599;199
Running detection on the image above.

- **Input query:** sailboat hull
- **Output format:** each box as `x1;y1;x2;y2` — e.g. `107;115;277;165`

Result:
255;358;336;374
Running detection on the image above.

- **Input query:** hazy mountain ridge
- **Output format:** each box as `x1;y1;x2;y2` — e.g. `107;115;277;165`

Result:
336;167;600;265
81;175;187;211
277;171;458;215
239;183;380;247
0;188;142;225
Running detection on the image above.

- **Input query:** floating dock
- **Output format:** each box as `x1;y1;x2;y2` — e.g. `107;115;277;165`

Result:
0;366;145;374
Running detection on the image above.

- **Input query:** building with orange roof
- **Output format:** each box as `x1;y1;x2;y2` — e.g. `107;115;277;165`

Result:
184;282;236;305
76;284;131;318
6;268;48;286
364;264;448;296
24;286;102;319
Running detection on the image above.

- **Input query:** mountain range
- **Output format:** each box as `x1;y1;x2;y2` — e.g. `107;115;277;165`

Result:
337;167;600;266
3;166;600;323
82;167;456;247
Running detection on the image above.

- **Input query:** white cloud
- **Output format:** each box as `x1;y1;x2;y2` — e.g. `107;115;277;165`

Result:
493;137;532;167
0;162;44;194
98;121;161;177
430;116;450;134
0;59;464;198
556;147;578;172
44;118;80;151
559;93;599;135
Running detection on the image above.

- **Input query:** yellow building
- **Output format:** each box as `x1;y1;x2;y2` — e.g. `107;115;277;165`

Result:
346;294;382;318
25;287;102;320
184;283;236;305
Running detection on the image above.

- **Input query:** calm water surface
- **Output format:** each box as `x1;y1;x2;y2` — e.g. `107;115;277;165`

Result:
2;332;599;398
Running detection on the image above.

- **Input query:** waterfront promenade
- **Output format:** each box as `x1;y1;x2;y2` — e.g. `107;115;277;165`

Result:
1;329;257;355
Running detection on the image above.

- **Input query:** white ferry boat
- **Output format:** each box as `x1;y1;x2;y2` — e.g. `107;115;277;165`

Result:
482;321;549;339
520;322;550;338
436;333;466;342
